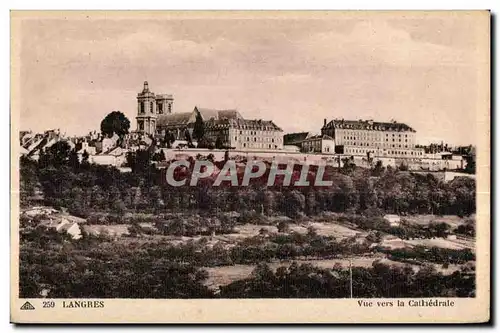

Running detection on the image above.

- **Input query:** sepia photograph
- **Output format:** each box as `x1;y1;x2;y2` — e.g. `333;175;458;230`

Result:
10;10;490;323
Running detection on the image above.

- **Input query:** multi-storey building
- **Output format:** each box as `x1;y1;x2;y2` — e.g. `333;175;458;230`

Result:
301;134;335;154
321;119;425;158
204;118;283;150
135;82;284;150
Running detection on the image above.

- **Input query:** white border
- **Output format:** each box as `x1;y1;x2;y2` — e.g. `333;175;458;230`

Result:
3;1;497;332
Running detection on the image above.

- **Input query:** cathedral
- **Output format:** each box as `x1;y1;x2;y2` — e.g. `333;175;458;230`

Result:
135;81;284;150
135;81;174;135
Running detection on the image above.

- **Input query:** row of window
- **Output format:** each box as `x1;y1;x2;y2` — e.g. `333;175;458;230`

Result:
237;130;279;136
345;148;424;156
138;102;172;114
234;136;278;143
342;136;412;142
240;143;280;149
337;130;413;137
344;141;414;149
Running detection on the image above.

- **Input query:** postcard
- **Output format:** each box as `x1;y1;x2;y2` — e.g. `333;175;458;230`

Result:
10;10;490;323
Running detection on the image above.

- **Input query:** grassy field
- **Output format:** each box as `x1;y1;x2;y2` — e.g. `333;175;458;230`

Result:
202;256;465;290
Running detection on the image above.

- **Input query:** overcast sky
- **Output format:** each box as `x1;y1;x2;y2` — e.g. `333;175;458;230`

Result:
16;12;488;145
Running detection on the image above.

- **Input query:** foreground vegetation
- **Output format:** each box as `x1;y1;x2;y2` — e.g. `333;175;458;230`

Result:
18;145;476;298
21;142;476;219
19;229;475;299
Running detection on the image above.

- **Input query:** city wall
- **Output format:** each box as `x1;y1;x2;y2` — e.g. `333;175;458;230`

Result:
160;148;465;171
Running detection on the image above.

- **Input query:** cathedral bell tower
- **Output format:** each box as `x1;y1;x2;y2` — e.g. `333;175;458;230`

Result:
136;81;157;135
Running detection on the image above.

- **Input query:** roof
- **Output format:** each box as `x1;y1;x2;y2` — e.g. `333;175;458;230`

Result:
195;107;243;121
204;118;282;131
283;132;310;145
322;119;415;132
157;112;192;127
304;134;334;141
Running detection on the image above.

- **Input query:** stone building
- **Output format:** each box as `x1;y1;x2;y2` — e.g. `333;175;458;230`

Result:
135;81;284;150
321;118;425;158
136;81;173;135
301;134;335;154
204;118;283;150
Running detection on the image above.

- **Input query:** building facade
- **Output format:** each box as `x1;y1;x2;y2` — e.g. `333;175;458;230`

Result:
204;118;283;150
321;119;425;158
301;134;335;154
135;82;284;150
136;81;174;135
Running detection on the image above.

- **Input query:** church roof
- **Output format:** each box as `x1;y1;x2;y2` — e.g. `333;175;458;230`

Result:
195;107;243;121
157;112;192;127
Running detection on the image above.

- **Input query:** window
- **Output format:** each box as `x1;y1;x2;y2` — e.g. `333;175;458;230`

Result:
138;121;144;131
140;102;145;114
168;103;172;113
235;136;237;141
243;143;246;148
240;130;242;135
150;102;154;113
254;137;257;142
157;103;163;114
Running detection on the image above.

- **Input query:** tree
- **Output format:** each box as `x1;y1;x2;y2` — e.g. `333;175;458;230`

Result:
193;111;205;141
68;148;80;170
372;160;384;177
184;129;193;147
152;149;166;162
464;154;476;174
81;150;90;167
100;111;130;138
197;137;214;149
126;149;152;173
164;130;175;148
277;220;290;233
45;141;72;167
341;157;356;175
280;190;305;218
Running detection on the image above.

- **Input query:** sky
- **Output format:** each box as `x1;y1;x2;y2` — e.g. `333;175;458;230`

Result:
15;11;488;146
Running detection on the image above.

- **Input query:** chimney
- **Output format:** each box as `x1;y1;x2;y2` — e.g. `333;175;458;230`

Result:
323;118;327;126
